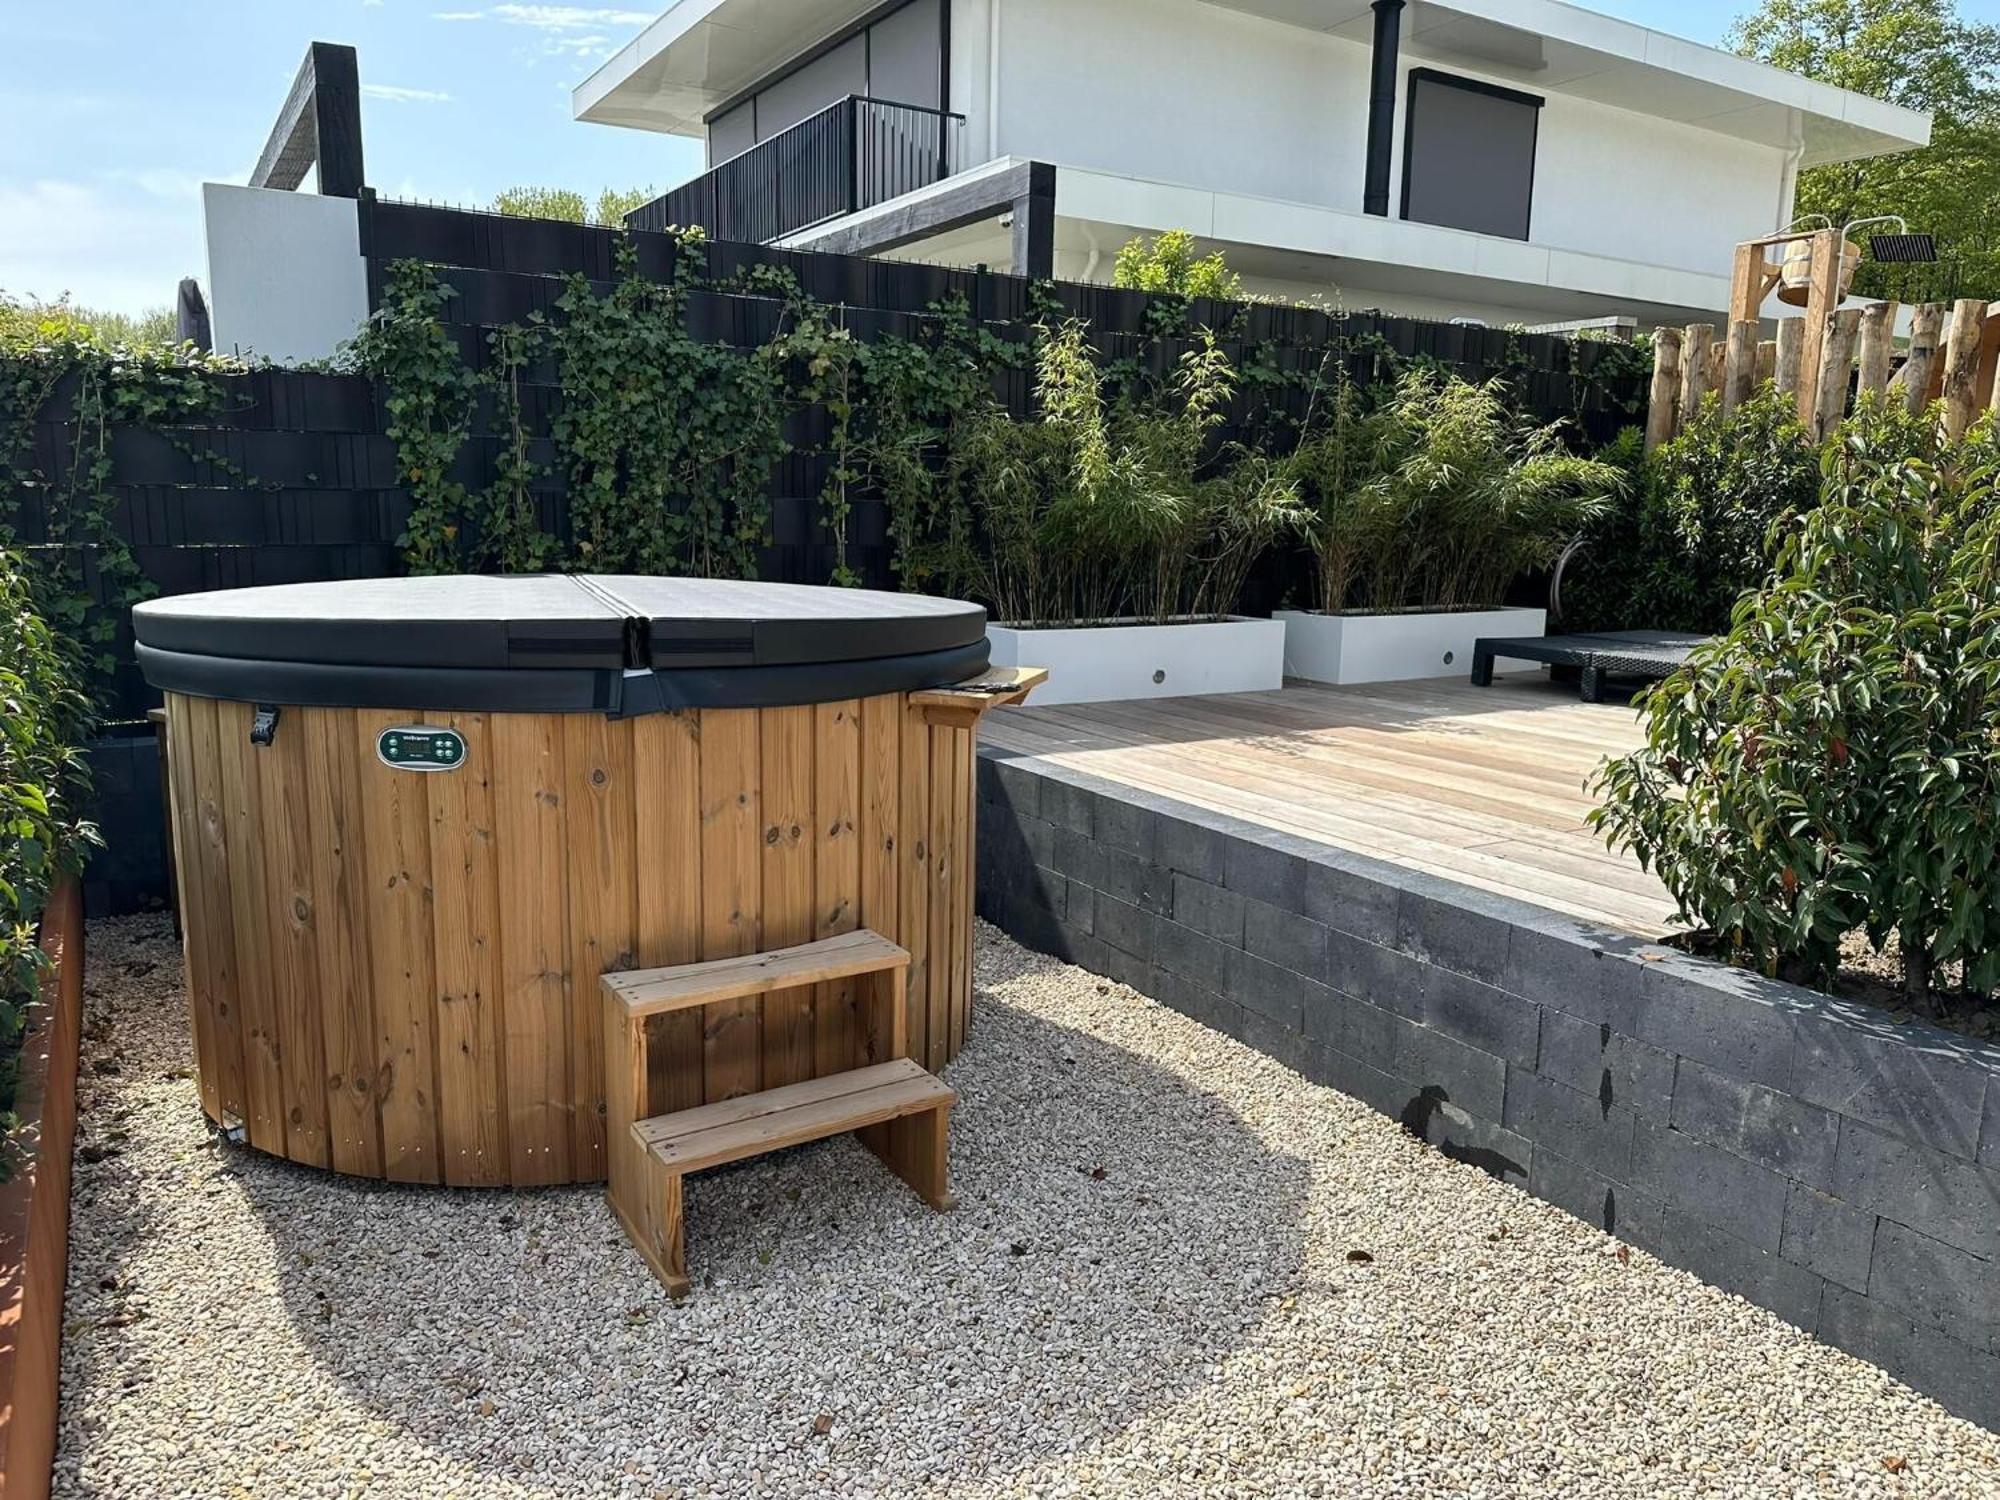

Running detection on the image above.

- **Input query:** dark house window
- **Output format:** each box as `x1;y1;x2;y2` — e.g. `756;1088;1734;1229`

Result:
706;0;946;165
1399;69;1542;241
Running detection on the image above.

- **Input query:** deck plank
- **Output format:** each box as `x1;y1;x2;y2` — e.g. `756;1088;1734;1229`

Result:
982;676;1678;937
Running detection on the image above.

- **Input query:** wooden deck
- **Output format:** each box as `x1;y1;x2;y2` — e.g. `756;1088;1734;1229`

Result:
982;674;1680;938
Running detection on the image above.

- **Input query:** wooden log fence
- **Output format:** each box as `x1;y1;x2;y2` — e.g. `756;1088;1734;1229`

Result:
1647;297;2000;450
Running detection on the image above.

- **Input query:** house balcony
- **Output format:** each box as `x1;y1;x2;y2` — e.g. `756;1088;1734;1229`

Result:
628;95;969;244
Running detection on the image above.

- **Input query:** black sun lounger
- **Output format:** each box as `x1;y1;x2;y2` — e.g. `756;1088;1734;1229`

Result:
1470;630;1709;702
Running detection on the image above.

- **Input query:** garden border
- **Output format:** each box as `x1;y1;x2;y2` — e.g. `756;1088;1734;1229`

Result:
975;748;2000;1431
0;876;86;1500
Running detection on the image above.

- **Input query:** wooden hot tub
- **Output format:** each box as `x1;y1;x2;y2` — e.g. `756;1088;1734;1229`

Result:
135;575;1003;1187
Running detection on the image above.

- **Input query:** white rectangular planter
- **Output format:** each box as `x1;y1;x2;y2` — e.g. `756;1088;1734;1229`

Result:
987;616;1285;706
1276;607;1547;686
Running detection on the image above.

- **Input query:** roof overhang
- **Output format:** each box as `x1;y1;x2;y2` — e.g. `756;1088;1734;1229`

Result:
1208;0;1930;165
576;0;1930;167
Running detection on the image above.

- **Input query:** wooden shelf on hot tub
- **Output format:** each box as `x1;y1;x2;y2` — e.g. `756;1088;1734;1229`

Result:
601;930;955;1296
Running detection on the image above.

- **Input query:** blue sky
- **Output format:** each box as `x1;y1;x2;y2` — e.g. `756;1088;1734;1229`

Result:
2;0;1772;315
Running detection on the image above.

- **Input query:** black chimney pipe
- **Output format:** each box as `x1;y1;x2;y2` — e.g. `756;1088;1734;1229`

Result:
1364;0;1404;216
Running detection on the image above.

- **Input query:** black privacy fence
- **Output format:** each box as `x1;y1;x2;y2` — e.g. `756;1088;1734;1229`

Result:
14;198;1650;726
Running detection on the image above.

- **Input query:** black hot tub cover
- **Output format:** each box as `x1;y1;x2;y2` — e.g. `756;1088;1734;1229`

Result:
134;575;990;715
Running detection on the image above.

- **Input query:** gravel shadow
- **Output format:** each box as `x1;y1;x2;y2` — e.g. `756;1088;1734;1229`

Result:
198;933;1314;1492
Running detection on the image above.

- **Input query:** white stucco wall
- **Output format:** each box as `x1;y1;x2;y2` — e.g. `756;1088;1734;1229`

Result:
958;0;1791;284
203;184;369;365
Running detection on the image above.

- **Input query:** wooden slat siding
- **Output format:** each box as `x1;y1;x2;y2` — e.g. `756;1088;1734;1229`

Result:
353;708;442;1183
302;708;381;1177
630;711;705;1118
562;715;635;1180
426;713;508;1186
253;708;331;1168
983;679;1678;937
214;700;284;1151
899;702;933;1066
948;727;972;1058
858;695;902;1065
813;700;862;1074
758;706;817;1088
163;699;219;1121
699;709;764;1101
925;723;953;1074
189;696;252;1127
487;713;572;1185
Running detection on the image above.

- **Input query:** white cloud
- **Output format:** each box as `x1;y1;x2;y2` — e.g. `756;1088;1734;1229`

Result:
433;4;652;30
0;178;205;316
362;83;455;103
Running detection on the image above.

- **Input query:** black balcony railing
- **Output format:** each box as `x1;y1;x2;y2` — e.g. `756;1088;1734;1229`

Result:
628;96;969;244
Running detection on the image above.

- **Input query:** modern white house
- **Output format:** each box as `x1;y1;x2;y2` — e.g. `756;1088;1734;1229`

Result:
575;0;1933;327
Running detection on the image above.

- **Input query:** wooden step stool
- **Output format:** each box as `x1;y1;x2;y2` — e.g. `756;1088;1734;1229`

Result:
601;929;956;1296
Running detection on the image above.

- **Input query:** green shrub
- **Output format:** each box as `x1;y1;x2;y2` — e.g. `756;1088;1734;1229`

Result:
0;546;96;1144
1591;416;2000;1011
1288;369;1622;613
1111;231;1243;302
1565;387;1822;634
947;320;1304;624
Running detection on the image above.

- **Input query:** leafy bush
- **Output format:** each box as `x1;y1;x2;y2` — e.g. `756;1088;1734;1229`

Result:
1591;415;2000;1012
1564;387;1822;634
0;546;96;1143
947;320;1305;624
491;186;654;227
1112;231;1243;302
1288;369;1622;613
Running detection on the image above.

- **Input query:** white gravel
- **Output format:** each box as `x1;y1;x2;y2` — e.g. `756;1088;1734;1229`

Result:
54;914;2000;1499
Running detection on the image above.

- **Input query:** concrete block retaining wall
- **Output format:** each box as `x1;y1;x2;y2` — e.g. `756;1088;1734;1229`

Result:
975;747;2000;1431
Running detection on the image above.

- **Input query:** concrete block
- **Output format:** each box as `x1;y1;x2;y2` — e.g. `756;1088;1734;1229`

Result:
1320;1047;1412;1119
1629;1117;1788;1252
1530;1147;1663;1243
1502;1070;1636;1180
1093;793;1157;860
1669;1058;1841;1187
1051;826;1104;889
987;755;1042;819
1223;836;1309;910
1403;1088;1532;1187
1329;932;1427;1023
1039;776;1096;836
1820;1284;2000;1433
1301;858;1399;945
1392;1019;1506;1122
1156;814;1228;884
1172;873;1244;945
1866;1220;2000;1354
1227;947;1331;1031
1395;886;1513;987
1064;879;1096;937
1832;1119;2000;1262
1154;917;1234;995
1242;897;1329;980
1424;966;1540;1069
1536;1007;1674;1120
1147;964;1234;1034
1334;995;1400;1069
1778;1182;1876;1294
1502;922;1653;1032
1650;1213;1826;1333
1792;1011;1993;1161
1094;894;1158;965
1097;848;1172;917
1635;959;1795;1091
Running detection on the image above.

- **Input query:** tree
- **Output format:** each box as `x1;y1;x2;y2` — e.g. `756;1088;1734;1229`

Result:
1111;231;1243;301
1731;0;2000;301
490;186;655;227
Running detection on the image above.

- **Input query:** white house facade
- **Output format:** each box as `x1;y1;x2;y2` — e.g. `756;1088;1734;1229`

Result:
576;0;1932;326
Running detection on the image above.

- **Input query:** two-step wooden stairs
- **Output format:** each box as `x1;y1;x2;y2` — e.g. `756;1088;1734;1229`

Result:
602;929;956;1297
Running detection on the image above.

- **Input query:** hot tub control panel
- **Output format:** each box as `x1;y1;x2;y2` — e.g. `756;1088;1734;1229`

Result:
376;726;466;771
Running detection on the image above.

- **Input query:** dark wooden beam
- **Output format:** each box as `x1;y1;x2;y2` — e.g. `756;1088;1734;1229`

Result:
787;159;1056;270
250;42;365;198
1010;161;1056;280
